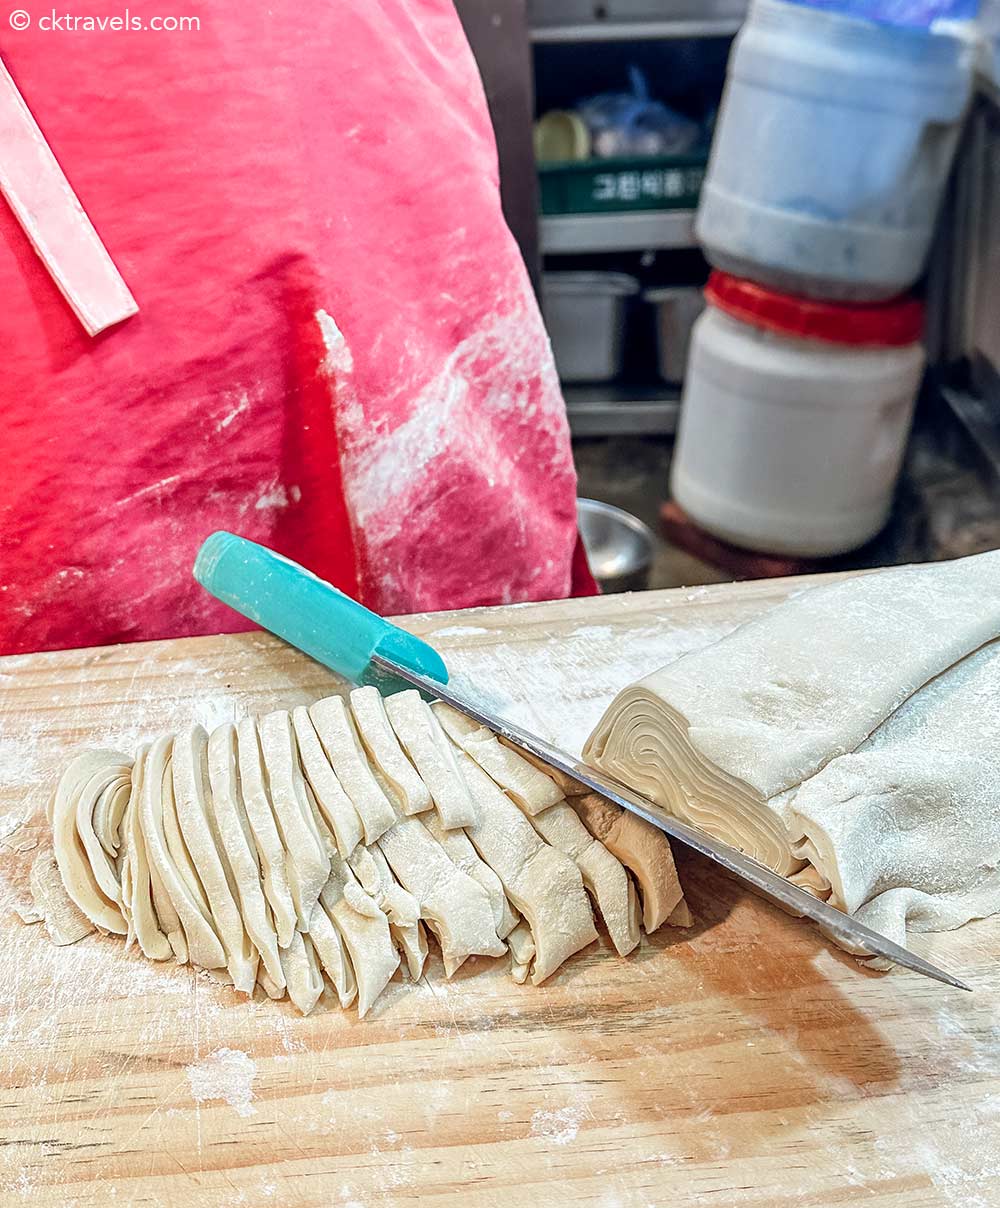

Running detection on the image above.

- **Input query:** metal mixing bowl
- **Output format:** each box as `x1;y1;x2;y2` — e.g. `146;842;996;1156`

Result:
577;498;655;594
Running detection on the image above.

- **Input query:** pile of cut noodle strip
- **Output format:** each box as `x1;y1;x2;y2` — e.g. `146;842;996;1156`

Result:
38;687;688;1015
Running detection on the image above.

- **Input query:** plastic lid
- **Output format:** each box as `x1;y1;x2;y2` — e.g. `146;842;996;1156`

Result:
705;271;925;346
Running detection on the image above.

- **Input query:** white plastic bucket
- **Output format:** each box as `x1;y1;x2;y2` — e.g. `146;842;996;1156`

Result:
671;273;927;556
696;0;975;301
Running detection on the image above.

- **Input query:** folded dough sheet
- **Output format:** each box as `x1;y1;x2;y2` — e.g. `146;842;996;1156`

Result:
583;550;1000;947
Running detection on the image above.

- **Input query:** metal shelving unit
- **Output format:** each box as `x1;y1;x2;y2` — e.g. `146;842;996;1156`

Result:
540;209;697;254
530;18;742;43
531;5;742;436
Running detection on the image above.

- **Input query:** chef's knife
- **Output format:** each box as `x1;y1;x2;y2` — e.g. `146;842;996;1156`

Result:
194;531;970;992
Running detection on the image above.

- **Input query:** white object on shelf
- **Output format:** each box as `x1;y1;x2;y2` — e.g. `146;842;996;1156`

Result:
541;210;696;253
542;271;639;383
671;274;926;556
644;285;706;383
696;0;975;301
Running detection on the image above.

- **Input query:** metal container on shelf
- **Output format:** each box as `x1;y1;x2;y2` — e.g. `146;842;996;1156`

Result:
528;0;747;26
644;285;706;383
577;498;654;593
542;271;639;383
605;0;747;19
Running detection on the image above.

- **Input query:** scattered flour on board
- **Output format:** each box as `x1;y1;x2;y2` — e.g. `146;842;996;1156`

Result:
186;1048;258;1118
0;812;24;842
530;1106;585;1146
432;625;489;638
445;618;733;754
567;625;614;642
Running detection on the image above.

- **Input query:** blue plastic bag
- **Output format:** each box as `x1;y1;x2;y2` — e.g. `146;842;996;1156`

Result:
577;67;700;160
789;0;978;26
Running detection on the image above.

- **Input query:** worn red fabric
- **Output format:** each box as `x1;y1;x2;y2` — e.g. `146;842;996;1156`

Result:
0;0;594;656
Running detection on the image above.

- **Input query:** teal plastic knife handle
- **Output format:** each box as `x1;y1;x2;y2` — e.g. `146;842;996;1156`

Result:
193;531;449;687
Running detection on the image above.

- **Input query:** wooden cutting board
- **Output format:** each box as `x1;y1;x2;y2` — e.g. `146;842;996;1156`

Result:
1;574;998;1207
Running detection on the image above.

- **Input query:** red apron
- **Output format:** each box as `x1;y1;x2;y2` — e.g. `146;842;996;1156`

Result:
0;0;593;656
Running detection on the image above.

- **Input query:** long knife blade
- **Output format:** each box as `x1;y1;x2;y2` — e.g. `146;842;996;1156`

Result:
370;652;971;992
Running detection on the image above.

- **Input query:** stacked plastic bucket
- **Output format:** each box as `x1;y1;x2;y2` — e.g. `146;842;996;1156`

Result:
671;0;976;556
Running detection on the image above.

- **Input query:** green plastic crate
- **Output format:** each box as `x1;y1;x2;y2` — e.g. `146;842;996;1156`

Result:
538;154;707;216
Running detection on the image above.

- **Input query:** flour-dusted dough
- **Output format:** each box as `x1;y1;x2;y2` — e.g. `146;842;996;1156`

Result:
306;897;357;1009
235;717;298;948
140;736;220;968
122;746;173;961
45;679;703;1012
309;695;397;843
159;741;221;962
584;552;1000;875
504;743;587;797
49;749;131;934
76;767;129;912
355;754;506;972
571;794;685;934
421;810;518;940
30;849;94;945
455;751;597;983
375;795;507;976
291;706;363;859
206;723;285;989
348;844;427;980
432;703;563;816
258;711;330;929
279;929;325;1015
92;766;130;858
319;862;399;1017
506;918;535;984
173;727;258;992
350;686;433;816
384;691;478;829
785;640;1000;956
528;800;640;956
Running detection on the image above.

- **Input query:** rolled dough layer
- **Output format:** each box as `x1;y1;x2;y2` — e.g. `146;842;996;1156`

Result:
30;849;95;946
258;711;330;930
525;799;640;956
141;736;224;970
572;793;684;934
385;691;479;830
583;551;1000;956
319;863;399;1017
173;727;258;992
351;686;433;816
786;640;1000;957
49;749;132;935
433;703;563;815
236;717;298;947
309;695;397;844
291;706;364;860
454;750;598;984
206;724;285;989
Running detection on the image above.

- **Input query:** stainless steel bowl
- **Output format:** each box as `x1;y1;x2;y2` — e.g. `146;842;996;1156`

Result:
577;498;655;594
